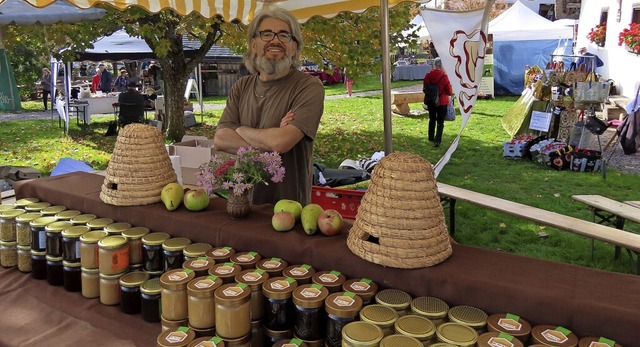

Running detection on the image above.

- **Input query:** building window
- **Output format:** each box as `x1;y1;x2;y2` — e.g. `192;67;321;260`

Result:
632;6;640;24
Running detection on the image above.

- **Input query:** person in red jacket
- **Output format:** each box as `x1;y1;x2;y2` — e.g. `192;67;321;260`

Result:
423;58;453;147
91;71;101;93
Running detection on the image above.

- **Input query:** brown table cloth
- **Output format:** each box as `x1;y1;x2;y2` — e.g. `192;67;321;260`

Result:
4;172;640;346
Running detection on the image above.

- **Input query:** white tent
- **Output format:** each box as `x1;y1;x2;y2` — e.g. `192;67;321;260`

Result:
402;15;430;40
489;0;573;41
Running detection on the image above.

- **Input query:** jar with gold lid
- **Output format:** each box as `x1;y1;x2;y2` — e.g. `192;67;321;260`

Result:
264;327;293;346
142;232;170;272
62;261;82;292
24;202;51;213
183;257;215;277
31;250;47;279
187;324;215;339
15;212;41;245
447;305;487;334
141;277;162;322
283;264;316;285
375;289;412;317
157;326;197;347
45;221;73;258
40;205;67;217
272;338;309;347
292;283;329;341
187;336;225;347
435;322;478;347
81;267;100;298
477;332;524;347
343;278;378;305
411;296;449;326
578;337;622;347
17;244;31;272
0;240;18;267
86;217;114;231
13;198;39;208
312;270;346;294
380;334;423;347
79;230;108;269
214;283;251;339
98;235;130;275
121;226;150;265
61;225;89;262
359;304;398;337
103;222;131;236
0;209;26;241
235;268;269;321
325;291;363;347
342;321;384;347
69;213;97;226
161;268;196;321
208;262;242;284
530;325;578;347
46;255;64;286
221;333;252;347
263;276;298;331
183;242;213;261
29;216;57;252
395;314;436;346
54;210;81;222
430;344;457;347
250;320;264;346
163;237;192;271
119;271;149;314
0;205;16;212
256;257;288;277
162;317;190;332
486;313;531;345
230;251;261;270
100;271;127;305
187;275;223;329
205;246;236;263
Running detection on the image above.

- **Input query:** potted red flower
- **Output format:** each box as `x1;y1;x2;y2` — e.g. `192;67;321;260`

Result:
618;23;640;54
587;22;607;46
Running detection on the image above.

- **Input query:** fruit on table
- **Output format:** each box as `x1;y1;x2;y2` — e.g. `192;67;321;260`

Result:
318;209;344;236
161;182;184;211
183;189;210;212
274;199;303;221
301;203;324;235
272;211;295;232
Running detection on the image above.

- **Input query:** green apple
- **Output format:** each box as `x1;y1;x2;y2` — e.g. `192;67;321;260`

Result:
160;182;184;211
301;203;324;235
272;211;295;232
273;199;303;221
183;189;210;212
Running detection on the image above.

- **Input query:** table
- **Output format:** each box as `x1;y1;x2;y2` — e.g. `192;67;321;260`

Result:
79;95;120;114
392;65;431;81
69;101;90;131
8;172;640;346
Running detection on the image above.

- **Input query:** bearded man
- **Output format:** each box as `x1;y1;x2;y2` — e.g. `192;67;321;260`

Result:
214;7;325;206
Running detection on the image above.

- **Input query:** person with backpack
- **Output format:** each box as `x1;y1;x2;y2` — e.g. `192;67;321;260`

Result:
423;58;453;147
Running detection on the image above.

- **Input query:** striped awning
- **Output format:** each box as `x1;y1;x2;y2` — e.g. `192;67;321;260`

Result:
14;0;415;23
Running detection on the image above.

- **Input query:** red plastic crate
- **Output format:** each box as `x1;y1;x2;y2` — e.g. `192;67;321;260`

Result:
311;186;365;219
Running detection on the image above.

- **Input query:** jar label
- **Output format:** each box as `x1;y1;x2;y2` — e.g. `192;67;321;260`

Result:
236;254;254;262
242;271;262;282
487;337;514;347
195;278;217;289
223;286;243;297
319;273;338;283
300;287;322;298
194;342;216;347
541;329;569;343
271;279;291;290
333;295;355;307
211;248;229;256
262;260;281;268
168;271;190;282
215;265;234;274
165;331;188;343
589;343;613;347
497;318;522;331
348;281;370;292
290;266;308;276
190;259;209;268
38;231;46;249
110;248;129;272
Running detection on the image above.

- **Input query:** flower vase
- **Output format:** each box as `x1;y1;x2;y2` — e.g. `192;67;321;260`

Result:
226;188;253;218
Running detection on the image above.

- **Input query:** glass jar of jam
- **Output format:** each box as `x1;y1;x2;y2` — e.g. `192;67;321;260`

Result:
69;213;97;226
121;226;150;265
187;336;225;347
40;205;67;217
54;210;81;222
98;235;130;275
263;276;298;331
187;275;223;329
342;321;384;347
375;289;412;317
15;212;41;246
160;268;196;321
214;283;251;339
208;262;242;284
0;240;18;267
183;242;213;262
395;314;436;345
29;216;57;252
13;198;39;209
79;230;108;269
46;255;64;286
0;209;25;242
142;232;170;272
283;264;316;285
81;267;100;299
292;283;329;341
411;296;449;326
104;222;132;236
235;268;269;322
272;338;310;347
325;291;363;347
359;304;398;337
343;278;378;305
205;246;236;263
45;221;73;258
157;327;196;347
61;226;89;263
62;261;82;292
120;271;150;314
17;244;31;272
163;237;192;271
141;277;163;322
312;270;346;294
264;327;293;346
183;257;215;278
256;257;288;278
100;271;127;306
229;251;261;270
85;217;114;231
31;250;47;279
24;202;51;213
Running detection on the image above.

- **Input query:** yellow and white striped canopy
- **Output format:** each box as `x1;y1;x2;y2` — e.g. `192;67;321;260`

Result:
14;0;415;23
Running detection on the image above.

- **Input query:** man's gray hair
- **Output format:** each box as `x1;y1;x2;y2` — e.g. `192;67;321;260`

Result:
434;58;443;69
244;7;303;75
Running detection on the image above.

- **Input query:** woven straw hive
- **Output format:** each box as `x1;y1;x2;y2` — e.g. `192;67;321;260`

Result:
100;124;177;206
347;152;452;269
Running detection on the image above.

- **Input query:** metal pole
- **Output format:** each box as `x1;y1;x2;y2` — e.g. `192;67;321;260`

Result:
380;0;393;155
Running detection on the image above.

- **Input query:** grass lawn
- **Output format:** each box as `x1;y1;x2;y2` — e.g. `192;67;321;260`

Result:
2;76;640;274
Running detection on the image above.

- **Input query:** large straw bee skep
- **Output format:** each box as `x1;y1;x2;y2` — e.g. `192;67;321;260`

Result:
100;124;177;206
347;152;452;269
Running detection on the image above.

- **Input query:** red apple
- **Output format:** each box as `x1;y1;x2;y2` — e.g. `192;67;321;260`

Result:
318;209;344;236
272;211;296;232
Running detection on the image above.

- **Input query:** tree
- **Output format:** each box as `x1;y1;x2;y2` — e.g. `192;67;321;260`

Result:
443;0;508;19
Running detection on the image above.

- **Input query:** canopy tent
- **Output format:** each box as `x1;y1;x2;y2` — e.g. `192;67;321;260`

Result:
489;0;573;95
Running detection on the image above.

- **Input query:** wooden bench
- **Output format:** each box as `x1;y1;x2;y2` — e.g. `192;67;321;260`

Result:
605;95;632;121
625;201;640;209
437;183;640;273
391;91;424;115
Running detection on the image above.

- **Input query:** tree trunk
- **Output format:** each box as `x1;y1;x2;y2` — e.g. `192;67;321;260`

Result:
160;56;189;142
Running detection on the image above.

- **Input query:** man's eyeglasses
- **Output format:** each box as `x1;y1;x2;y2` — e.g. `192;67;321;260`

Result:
256;30;295;43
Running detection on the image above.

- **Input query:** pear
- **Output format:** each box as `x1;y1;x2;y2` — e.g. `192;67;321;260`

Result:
301;203;324;235
160;182;184;211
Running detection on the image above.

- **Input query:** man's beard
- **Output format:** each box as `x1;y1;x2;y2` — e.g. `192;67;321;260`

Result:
254;55;292;76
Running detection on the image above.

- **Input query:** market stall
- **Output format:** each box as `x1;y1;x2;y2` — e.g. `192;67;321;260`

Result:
392;64;431;80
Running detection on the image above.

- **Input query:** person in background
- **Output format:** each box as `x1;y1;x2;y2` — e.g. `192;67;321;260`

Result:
429;41;439;59
117;81;146;127
114;70;129;93
91;71;101;93
576;47;604;74
213;7;325;206
41;68;52;112
423;58;452;147
98;63;113;93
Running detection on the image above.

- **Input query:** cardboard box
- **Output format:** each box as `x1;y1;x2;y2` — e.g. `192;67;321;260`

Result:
169;139;233;185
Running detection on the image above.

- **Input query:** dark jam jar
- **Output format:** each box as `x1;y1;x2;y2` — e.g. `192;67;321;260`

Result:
293;284;329;341
119;272;150;314
31;250;47;279
29;216;57;252
141;232;170;272
45;221;73;258
61;226;89;263
325;291;363;347
140;278;162;322
262;277;298;331
62;261;82;292
162;237;191;271
46;255;64;286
